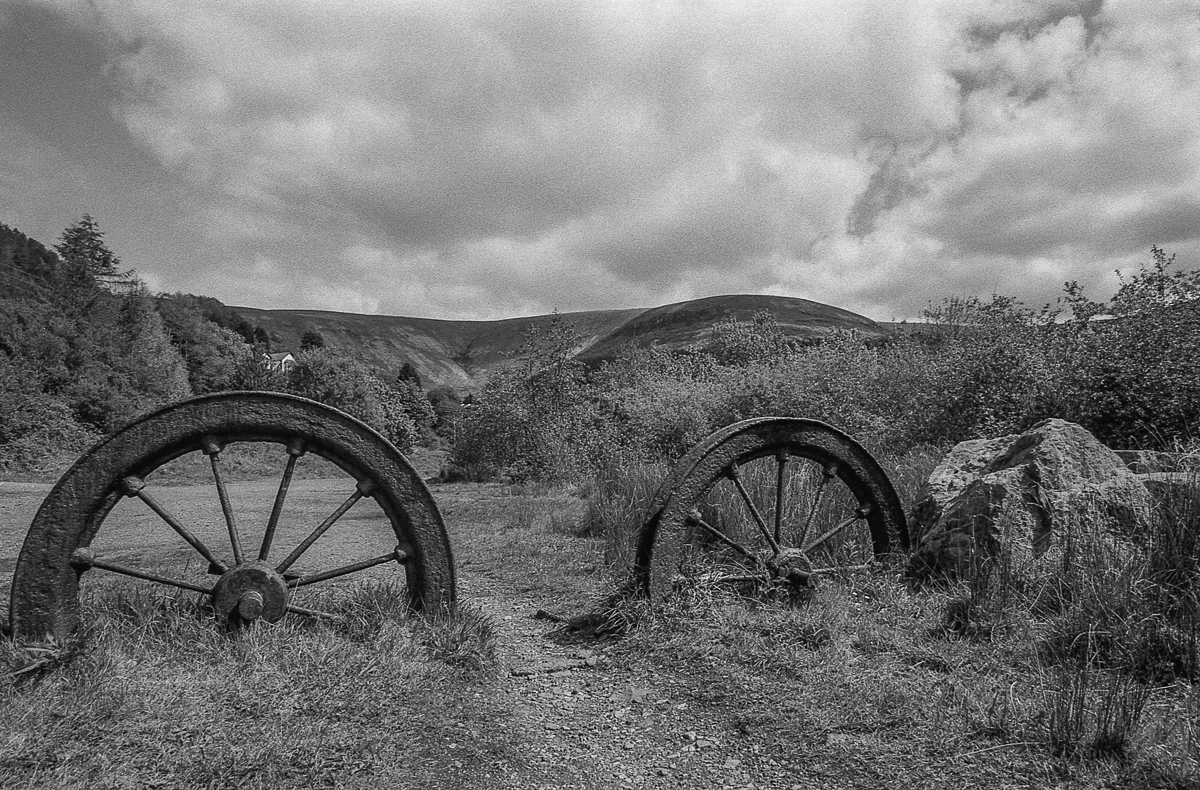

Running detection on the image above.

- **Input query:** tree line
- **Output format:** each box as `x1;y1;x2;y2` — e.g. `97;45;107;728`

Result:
0;216;439;471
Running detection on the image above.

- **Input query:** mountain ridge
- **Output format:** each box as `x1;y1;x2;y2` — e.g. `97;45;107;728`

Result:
234;293;888;390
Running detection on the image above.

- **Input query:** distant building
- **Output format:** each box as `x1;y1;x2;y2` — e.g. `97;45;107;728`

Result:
263;351;296;372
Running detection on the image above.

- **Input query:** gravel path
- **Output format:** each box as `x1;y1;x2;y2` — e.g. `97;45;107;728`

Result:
433;482;812;790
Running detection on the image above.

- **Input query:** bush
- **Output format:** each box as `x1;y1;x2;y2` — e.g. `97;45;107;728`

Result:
0;357;98;472
284;350;422;452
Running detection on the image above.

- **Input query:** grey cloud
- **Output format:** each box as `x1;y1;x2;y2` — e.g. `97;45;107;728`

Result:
3;0;1199;324
847;149;927;237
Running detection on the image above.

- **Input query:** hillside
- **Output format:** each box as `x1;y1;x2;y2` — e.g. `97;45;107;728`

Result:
236;294;887;390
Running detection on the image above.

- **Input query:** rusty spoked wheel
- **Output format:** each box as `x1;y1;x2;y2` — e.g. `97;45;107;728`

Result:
10;392;455;641
636;418;908;602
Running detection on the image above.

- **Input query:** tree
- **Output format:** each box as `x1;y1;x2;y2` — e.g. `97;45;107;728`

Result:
707;310;796;366
1060;246;1200;447
396;361;423;390
284;349;424;451
155;294;254;393
55;214;133;290
300;328;327;351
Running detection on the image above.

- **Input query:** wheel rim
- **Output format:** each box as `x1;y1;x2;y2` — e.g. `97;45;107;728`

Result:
636;418;907;601
10;392;455;641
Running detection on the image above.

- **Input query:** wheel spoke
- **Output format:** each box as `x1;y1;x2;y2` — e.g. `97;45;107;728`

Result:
774;449;788;546
70;548;213;595
203;437;243;566
122;477;229;573
260;439;305;562
796;462;837;550
802;506;869;553
686;510;759;562
728;464;781;553
809;562;873;575
288;545;410;588
275;480;375;574
671;571;768;588
285;603;341;621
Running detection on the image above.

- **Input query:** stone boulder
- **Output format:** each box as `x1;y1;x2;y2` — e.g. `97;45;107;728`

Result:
906;419;1151;584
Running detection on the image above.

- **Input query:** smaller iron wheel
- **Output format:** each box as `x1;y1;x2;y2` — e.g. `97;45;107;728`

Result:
636;418;908;602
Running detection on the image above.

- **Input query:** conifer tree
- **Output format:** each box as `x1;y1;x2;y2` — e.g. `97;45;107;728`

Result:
55;214;133;289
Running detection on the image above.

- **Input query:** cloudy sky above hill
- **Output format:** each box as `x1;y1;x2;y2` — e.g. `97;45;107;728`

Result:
1;0;1198;321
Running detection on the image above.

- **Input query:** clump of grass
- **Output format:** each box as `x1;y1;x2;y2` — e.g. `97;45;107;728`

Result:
577;458;665;569
1044;642;1154;760
412;602;499;674
308;579;414;642
880;444;947;519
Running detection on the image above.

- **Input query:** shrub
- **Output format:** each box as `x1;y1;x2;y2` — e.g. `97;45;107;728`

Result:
284;350;422;452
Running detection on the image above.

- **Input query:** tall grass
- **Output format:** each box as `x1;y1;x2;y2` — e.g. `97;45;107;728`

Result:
578;441;1200;780
0;582;501;788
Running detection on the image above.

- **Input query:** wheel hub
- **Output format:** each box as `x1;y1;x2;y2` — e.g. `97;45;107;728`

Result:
765;547;814;589
210;562;289;625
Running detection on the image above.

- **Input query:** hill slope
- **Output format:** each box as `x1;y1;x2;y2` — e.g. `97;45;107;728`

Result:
235;294;887;391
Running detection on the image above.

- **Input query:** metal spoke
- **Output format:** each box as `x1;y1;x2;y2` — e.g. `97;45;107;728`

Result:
728;464;781;553
203;437;243;566
671;571;768;588
774;449;788;546
284;603;341;621
809;562;873;575
70;548;213;595
275;480;375;574
288;545;410;588
802;506;869;553
260;439;305;562
686;510;758;562
122;477;229;574
796;462;837;550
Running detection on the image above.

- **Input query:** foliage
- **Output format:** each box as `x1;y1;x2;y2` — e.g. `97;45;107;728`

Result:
1059;246;1200;447
155;291;261;345
0;354;98;472
391;378;437;446
154;294;255;393
396;361;423;390
54;214;134;291
426;384;464;440
0;220;198;468
300;328;327;351
707;309;798;366
451;246;1200;489
452;312;615;481
284;349;423;452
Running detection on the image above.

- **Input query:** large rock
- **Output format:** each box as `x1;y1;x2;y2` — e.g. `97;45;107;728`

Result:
906;419;1151;583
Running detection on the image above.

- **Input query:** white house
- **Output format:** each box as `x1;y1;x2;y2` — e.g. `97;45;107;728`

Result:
263;351;296;372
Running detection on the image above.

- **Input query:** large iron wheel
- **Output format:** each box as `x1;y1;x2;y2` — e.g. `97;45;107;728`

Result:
636;418;908;601
10;392;455;641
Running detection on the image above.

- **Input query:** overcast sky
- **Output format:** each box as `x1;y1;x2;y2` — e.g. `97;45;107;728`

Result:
1;0;1197;321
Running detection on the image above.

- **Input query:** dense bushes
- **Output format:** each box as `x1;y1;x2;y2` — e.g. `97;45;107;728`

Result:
455;247;1200;483
284;349;434;452
0;219;439;469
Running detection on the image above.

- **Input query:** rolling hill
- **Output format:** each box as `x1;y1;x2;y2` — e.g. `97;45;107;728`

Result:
234;294;888;391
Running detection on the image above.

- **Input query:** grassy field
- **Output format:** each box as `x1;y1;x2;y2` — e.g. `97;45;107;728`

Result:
1;459;1198;789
